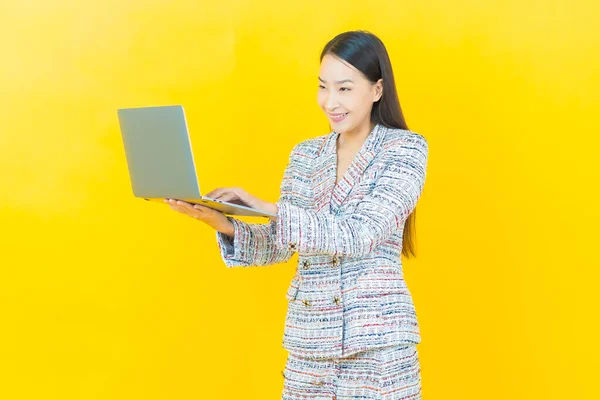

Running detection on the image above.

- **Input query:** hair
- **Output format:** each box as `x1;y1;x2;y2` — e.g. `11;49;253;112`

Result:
319;30;420;259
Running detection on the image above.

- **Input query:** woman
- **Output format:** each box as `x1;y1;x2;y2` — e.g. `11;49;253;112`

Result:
166;30;428;400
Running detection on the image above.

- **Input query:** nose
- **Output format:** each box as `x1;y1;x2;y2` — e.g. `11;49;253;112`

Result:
324;91;340;111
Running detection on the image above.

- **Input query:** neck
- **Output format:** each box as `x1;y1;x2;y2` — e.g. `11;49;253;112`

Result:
337;121;376;149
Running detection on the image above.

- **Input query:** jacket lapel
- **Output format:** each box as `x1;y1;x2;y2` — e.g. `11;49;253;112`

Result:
311;123;388;214
310;133;337;213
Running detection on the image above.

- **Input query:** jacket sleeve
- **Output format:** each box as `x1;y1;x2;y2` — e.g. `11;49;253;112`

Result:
215;145;299;267
274;134;428;258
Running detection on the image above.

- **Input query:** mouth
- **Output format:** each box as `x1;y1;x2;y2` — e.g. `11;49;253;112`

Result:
330;112;349;122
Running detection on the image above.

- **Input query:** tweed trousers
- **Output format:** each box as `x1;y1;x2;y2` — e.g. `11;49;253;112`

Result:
282;344;422;400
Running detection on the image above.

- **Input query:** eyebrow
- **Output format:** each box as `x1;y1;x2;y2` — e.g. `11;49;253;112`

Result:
318;77;354;84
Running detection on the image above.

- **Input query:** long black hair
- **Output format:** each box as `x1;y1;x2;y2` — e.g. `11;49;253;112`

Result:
320;30;421;259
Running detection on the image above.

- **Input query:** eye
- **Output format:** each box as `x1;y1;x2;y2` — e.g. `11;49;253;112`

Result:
340;87;350;91
318;85;325;89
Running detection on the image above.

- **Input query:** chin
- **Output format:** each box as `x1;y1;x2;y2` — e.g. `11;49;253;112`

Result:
334;123;354;134
330;119;352;131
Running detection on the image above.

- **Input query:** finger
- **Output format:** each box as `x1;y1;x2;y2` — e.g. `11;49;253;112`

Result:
232;187;247;198
169;203;188;212
219;192;238;203
193;204;209;211
215;191;233;200
231;188;253;205
206;188;226;198
177;201;207;215
214;188;240;200
195;204;226;216
170;204;204;219
226;198;247;206
168;200;190;209
175;200;194;208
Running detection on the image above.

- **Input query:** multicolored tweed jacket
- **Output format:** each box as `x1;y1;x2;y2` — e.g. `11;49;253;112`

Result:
216;123;429;360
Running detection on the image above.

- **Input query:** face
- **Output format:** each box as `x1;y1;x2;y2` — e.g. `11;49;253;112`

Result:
317;53;383;135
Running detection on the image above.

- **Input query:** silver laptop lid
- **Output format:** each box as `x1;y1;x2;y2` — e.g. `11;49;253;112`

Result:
117;105;201;199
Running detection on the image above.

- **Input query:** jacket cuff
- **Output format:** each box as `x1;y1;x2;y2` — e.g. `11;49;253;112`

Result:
215;217;253;267
275;201;301;253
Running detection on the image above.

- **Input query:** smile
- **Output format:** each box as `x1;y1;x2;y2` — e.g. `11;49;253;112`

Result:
330;113;349;122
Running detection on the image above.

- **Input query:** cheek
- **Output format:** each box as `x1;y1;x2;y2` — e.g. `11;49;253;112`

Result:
316;92;326;107
349;96;370;115
347;94;365;109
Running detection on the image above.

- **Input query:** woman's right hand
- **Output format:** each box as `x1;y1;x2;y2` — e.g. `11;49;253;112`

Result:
164;198;235;238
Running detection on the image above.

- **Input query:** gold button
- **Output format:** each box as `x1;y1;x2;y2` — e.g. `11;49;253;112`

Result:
333;296;341;305
288;242;297;251
332;256;339;266
314;380;324;386
302;299;312;307
302;260;310;269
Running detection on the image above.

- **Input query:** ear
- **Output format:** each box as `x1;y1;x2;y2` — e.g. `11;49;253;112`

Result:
373;79;383;102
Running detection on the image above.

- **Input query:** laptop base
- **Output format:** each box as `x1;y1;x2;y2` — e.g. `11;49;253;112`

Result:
144;197;276;218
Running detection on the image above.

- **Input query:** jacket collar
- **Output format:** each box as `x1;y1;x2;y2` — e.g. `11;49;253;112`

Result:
311;123;388;214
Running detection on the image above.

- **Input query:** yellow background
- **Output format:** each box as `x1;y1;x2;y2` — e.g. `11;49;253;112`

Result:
1;0;598;399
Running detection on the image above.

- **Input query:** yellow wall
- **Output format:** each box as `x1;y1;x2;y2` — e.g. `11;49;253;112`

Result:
1;1;598;399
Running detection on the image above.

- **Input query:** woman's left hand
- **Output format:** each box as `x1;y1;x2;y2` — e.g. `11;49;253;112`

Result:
205;187;278;219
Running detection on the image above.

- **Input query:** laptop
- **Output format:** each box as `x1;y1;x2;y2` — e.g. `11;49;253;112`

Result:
116;105;276;218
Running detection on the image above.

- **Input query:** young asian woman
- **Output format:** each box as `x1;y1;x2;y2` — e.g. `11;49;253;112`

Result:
166;30;428;400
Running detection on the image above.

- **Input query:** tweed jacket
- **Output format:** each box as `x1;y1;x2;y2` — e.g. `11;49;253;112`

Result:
215;123;429;360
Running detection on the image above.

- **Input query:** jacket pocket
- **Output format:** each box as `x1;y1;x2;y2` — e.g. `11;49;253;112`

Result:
351;271;384;340
354;268;411;335
378;279;418;334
